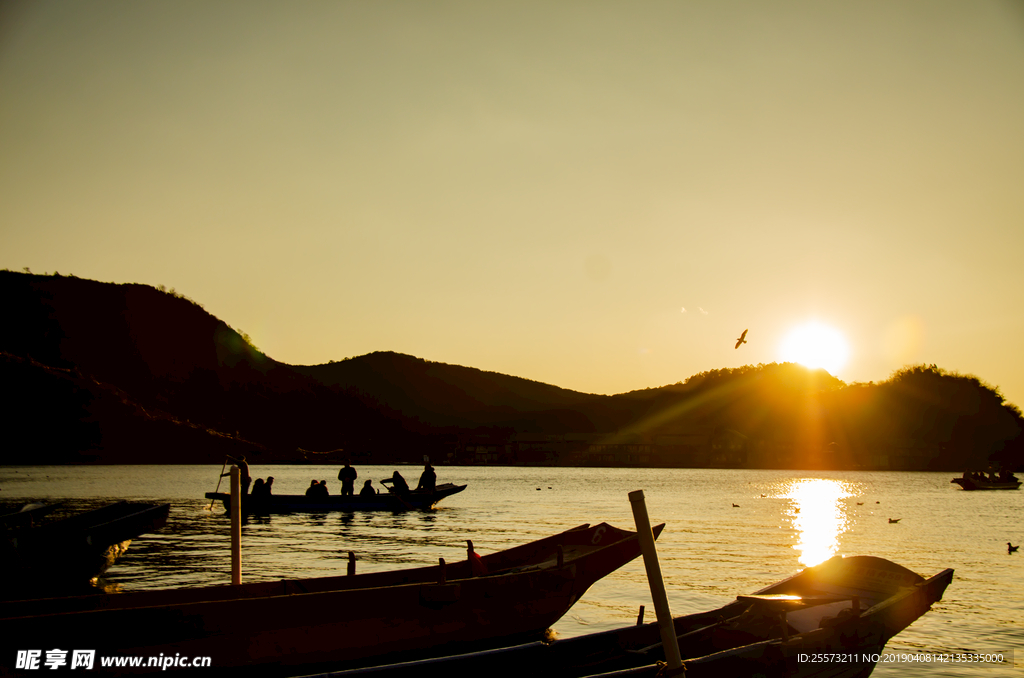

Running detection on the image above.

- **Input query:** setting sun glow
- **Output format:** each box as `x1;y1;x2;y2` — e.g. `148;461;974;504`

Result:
779;322;850;374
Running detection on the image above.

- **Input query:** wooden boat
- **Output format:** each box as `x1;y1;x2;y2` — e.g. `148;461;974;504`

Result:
205;482;467;513
309;555;953;678
0;521;661;675
0;502;61;530
1;501;170;594
950;475;1021;490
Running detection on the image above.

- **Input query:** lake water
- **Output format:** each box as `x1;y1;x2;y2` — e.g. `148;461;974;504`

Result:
1;465;1021;676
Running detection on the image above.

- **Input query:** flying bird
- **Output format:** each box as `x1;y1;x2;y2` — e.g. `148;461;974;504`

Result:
735;329;748;349
1009;542;1020;554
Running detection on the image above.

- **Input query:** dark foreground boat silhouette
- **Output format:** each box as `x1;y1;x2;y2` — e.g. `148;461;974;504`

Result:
205;482;467;512
1;501;170;595
305;555;953;678
0;522;659;676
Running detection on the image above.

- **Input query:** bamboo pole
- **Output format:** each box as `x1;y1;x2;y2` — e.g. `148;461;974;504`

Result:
230;465;242;585
628;489;682;671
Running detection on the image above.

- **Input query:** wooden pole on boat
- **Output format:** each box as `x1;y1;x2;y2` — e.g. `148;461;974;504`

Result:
629;489;682;672
230;465;242;585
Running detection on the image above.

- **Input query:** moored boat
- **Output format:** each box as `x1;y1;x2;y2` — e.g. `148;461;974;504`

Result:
205;481;467;512
1;501;170;595
0;521;660;675
307;555;954;678
950;474;1020;490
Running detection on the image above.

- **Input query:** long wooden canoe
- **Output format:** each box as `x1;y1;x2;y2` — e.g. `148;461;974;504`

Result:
0;521;661;675
205;482;467;513
310;555;954;678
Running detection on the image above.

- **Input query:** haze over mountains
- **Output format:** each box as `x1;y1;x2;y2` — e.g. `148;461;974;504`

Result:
1;270;1021;471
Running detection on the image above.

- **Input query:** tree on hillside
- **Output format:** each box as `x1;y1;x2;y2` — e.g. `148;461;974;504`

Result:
879;365;1023;470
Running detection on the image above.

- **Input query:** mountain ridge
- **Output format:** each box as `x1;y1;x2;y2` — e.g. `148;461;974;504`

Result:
1;270;1020;471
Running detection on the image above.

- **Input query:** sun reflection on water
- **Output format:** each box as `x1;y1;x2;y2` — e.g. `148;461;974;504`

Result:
781;478;853;567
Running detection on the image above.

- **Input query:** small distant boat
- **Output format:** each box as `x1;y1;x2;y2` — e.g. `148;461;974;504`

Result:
1;501;170;593
0;522;659;675
317;555;953;678
205;482;467;513
950;475;1021;491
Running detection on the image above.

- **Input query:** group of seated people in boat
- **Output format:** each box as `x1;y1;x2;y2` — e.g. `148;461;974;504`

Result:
249;475;273;497
305;479;330;498
299;463;439;500
338;461;436;498
380;464;436;497
962;468;1019;483
228;457;439;503
244;475;274;512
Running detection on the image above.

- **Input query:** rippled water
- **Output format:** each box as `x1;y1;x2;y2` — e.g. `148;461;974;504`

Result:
2;465;1021;676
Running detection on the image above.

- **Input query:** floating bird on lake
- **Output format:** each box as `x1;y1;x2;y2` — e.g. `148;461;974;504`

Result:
735;329;748;349
1009;543;1020;554
856;502;864;505
888;518;901;524
732;503;740;507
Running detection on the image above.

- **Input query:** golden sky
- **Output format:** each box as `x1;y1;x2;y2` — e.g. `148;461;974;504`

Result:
2;1;1023;405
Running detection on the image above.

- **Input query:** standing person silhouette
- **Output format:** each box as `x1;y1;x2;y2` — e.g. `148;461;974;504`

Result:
338;462;357;497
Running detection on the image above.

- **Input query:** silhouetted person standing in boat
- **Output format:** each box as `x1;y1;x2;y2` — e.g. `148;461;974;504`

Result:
221;457;251;495
416;464;436;492
338;463;357;497
237;458;251;495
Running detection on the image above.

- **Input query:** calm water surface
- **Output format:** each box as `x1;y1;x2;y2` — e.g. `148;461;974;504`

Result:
2;465;1021;676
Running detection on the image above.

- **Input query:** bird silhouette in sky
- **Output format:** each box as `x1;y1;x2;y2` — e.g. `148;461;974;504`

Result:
735;329;748;349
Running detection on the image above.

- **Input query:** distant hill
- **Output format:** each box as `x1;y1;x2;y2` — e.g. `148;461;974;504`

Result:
294;352;642;433
1;270;1021;470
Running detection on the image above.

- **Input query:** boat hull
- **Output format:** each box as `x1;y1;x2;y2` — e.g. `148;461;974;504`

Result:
310;555;954;678
205;483;467;512
0;522;658;675
951;477;1020;490
0;502;170;595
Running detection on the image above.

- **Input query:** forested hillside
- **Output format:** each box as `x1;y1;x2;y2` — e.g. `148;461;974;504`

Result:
2;270;1020;470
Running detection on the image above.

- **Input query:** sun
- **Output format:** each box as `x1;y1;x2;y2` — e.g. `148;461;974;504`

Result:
779;321;849;374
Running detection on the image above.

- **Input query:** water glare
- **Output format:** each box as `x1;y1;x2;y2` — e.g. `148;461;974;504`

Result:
782;478;853;567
